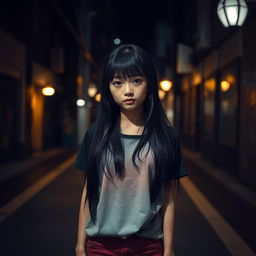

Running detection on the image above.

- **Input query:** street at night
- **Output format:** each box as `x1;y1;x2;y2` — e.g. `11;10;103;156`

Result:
1;0;256;255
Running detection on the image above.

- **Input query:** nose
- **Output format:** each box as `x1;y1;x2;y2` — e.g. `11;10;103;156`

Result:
124;81;133;95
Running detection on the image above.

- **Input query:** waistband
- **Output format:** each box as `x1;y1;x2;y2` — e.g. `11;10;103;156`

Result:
87;234;157;240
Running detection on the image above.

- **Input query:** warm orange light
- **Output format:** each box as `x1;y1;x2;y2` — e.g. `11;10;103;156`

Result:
77;75;83;85
158;89;166;100
250;91;256;106
95;93;101;102
226;74;235;83
160;80;172;91
205;79;216;91
192;73;201;86
221;80;231;92
42;86;55;96
88;83;98;97
88;87;97;97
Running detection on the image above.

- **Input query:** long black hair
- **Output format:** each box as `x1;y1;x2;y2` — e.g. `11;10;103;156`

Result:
84;44;180;223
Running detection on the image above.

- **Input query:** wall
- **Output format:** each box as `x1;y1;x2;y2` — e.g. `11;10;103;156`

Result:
240;17;256;189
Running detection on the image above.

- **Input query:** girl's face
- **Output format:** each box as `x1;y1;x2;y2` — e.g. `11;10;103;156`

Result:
109;73;148;111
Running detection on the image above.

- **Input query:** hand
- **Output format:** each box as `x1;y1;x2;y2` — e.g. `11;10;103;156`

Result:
75;246;86;256
164;251;175;256
76;252;86;256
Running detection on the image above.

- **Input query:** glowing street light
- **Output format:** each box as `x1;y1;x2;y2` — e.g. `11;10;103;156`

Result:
217;0;248;27
221;80;231;92
88;83;98;97
42;86;55;96
76;99;86;107
114;38;121;45
95;93;101;102
160;80;172;92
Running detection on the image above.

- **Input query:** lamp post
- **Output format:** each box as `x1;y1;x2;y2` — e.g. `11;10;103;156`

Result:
217;0;248;27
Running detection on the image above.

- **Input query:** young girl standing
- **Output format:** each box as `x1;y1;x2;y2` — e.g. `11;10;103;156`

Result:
73;44;187;256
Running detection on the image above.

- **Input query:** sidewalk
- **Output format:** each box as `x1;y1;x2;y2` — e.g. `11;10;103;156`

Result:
182;147;256;253
0;146;77;207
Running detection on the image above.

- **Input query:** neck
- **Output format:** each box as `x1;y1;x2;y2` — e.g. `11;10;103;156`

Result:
119;105;144;129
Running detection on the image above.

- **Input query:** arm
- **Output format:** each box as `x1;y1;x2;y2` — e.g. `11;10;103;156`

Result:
75;178;90;255
161;181;176;256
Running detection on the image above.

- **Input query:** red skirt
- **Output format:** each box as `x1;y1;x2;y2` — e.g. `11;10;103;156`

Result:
85;234;164;256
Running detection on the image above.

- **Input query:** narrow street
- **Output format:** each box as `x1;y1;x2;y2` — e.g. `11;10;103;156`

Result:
0;161;236;256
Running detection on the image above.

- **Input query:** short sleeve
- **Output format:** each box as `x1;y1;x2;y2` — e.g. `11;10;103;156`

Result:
72;127;91;175
168;128;188;180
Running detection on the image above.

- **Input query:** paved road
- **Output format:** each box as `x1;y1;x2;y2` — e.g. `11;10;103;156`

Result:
0;167;231;256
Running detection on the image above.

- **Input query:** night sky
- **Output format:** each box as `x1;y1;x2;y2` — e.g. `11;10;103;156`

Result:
90;0;172;50
111;0;169;47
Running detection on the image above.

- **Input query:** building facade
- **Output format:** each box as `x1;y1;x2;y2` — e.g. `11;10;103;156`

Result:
175;0;256;191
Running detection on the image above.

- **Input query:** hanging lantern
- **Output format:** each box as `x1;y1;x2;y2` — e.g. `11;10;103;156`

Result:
217;0;248;27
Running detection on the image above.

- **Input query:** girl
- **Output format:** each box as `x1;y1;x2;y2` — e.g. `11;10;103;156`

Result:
73;44;187;256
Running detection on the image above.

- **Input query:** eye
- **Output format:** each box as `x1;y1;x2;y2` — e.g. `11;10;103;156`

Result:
133;79;143;85
112;81;122;87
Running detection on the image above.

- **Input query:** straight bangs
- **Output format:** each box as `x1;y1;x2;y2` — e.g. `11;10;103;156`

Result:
106;53;146;82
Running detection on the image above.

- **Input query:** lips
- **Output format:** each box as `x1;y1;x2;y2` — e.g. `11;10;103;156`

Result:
124;99;135;105
123;99;135;102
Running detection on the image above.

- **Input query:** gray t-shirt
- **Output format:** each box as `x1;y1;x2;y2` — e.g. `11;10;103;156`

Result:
73;123;187;239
